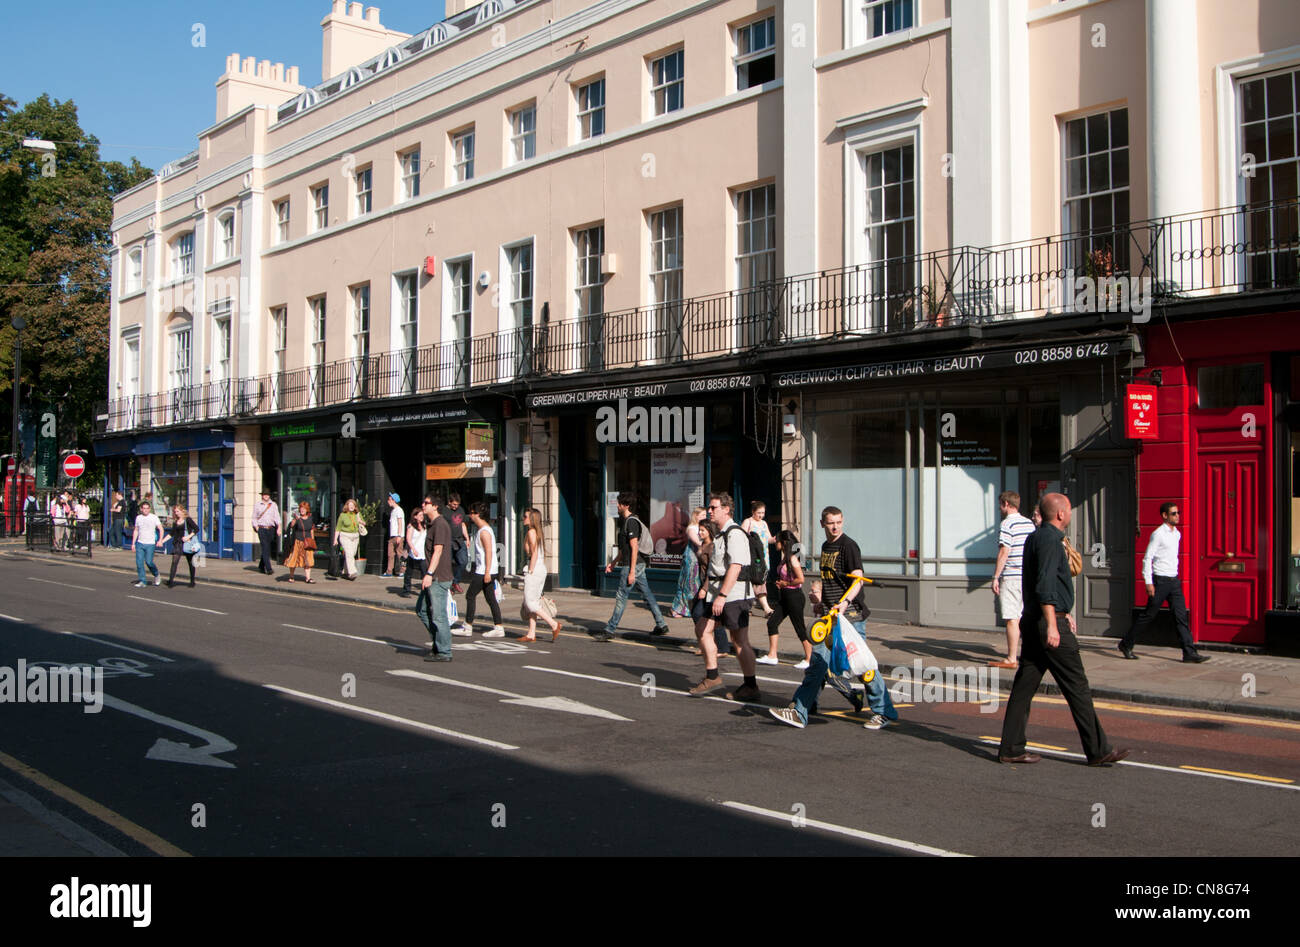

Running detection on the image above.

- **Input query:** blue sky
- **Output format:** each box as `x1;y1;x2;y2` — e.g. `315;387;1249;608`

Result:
0;0;448;169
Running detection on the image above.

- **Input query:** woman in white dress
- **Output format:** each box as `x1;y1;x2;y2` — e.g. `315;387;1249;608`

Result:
520;508;562;643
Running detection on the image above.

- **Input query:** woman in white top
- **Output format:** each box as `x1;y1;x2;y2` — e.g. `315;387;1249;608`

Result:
741;500;776;618
458;501;504;636
402;509;426;597
520;508;562;643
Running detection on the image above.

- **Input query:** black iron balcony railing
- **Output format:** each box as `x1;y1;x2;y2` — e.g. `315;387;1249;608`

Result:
97;197;1300;435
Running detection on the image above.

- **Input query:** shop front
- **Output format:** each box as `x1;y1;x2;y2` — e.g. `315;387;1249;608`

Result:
1138;310;1300;648
529;372;780;596
774;334;1136;634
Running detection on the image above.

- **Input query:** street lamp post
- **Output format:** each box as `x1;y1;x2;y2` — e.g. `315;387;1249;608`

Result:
8;316;23;535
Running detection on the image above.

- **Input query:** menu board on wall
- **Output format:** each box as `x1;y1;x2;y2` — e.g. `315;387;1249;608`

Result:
648;448;704;568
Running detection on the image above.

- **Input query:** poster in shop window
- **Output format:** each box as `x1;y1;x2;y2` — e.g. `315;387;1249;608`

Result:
649;448;704;568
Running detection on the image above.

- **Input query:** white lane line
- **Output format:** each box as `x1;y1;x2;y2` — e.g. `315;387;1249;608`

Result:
126;595;226;616
0;613;22;623
283;623;424;653
263;684;518;751
725;672;805;687
27;576;96;592
57;632;175;663
721;801;971;857
523;665;766;710
975;738;1300;792
388;669;633;721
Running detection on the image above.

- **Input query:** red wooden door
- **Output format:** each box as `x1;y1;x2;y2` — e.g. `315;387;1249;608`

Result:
1197;443;1266;644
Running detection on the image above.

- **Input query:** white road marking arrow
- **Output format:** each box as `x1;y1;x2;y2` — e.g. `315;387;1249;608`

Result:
101;694;237;769
387;669;633;721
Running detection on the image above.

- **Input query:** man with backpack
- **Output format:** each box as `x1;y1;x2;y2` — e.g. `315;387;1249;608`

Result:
687;492;763;701
595;491;670;642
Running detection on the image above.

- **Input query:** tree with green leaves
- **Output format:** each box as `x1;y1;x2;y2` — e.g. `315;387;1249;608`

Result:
0;92;152;464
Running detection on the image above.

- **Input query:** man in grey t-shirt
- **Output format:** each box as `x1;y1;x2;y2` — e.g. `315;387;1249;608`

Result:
689;492;760;702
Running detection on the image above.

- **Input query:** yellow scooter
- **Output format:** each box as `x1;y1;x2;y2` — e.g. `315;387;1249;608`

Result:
808;576;876;682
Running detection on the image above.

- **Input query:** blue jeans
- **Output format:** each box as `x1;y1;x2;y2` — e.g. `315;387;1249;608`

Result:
108;517;124;548
605;562;666;634
791;618;896;725
416;580;453;656
135;543;159;583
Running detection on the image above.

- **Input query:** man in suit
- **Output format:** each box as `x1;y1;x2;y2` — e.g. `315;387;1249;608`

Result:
998;493;1130;767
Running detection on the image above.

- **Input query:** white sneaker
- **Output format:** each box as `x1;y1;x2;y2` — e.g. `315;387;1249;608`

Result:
863;714;890;731
154;574;162;586
755;654;779;665
483;626;505;638
133;581;147;587
793;660;810;670
450;624;473;637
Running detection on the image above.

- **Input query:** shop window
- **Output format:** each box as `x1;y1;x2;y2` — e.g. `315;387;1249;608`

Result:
1028;403;1060;466
1197;363;1265;409
307;438;332;462
815;409;907;562
282;441;306;464
199;450;221;474
934;401;1008;575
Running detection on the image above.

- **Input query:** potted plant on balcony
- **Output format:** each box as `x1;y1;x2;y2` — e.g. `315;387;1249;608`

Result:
1084;246;1118;312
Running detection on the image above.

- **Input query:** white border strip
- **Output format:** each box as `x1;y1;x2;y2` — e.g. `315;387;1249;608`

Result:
126;595;226;615
263;684;519;751
721;801;971;857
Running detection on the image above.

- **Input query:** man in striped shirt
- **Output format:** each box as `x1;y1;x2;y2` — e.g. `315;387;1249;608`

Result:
991;491;1035;669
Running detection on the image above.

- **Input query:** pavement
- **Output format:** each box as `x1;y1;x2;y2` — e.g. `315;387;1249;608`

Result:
3;537;1298;856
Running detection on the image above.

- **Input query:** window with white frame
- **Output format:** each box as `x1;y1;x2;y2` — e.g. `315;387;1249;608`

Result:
509;104;536;164
355;167;372;216
275;199;290;243
169;323;193;390
736;183;777;290
396;273;418;351
312;184;329;232
448;258;473;385
352;284;370;359
452;129;475;183
575;225;604;318
649;207;683;359
506;242;534;329
1240;68;1299;287
210;300;232;382
734;16;776;90
126;247;143;292
577;78;606;140
850;142;916;329
856;0;915;43
171;232;194;279
216;211;236;261
400;148;421;200
1062;108;1130;268
310;296;326;370
650;49;684;116
272;306;287;376
121;333;140;398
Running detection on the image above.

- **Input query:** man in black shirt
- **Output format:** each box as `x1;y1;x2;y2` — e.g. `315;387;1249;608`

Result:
770;506;897;730
417;496;455;662
997;493;1129;765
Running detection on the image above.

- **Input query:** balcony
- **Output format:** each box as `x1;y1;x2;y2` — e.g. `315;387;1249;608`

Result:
98;197;1299;435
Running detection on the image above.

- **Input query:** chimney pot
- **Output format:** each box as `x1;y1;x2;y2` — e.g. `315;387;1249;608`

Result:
348;2;363;17
226;52;240;73
364;6;380;23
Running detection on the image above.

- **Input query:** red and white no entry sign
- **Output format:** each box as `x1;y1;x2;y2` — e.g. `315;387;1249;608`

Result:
62;454;85;479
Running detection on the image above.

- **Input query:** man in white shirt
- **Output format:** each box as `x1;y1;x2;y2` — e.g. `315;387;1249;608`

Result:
687;492;760;702
991;491;1035;669
1120;502;1208;663
131;501;165;587
384;493;405;578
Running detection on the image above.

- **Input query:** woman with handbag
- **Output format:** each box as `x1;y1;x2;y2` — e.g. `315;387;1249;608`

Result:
285;501;317;584
163;505;200;588
519;508;562;643
333;499;364;580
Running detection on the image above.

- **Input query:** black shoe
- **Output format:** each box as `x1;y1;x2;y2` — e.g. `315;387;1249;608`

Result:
423;652;452;662
1088;747;1131;766
651;624;670;636
1183;652;1210;664
728;682;761;702
592;630;613;642
1118;644;1138;660
850;689;865;714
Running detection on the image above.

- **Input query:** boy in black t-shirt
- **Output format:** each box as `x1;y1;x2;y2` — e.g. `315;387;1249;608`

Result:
769;506;898;730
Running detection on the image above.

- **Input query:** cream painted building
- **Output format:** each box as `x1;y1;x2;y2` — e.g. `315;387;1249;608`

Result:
97;0;1300;646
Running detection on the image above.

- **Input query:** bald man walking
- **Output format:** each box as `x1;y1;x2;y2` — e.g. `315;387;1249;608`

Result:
998;493;1129;766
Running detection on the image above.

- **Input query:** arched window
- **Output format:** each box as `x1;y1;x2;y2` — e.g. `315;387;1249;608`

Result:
126;247;144;292
216;210;236;261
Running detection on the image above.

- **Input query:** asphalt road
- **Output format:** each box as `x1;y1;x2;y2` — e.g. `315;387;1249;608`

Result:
1;553;1297;857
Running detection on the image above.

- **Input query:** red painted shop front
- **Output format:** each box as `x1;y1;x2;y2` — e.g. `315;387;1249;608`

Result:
1136;311;1300;646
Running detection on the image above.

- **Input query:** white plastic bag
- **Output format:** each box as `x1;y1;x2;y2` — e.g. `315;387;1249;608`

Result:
446;594;459;628
838;613;878;677
494;580;505;603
